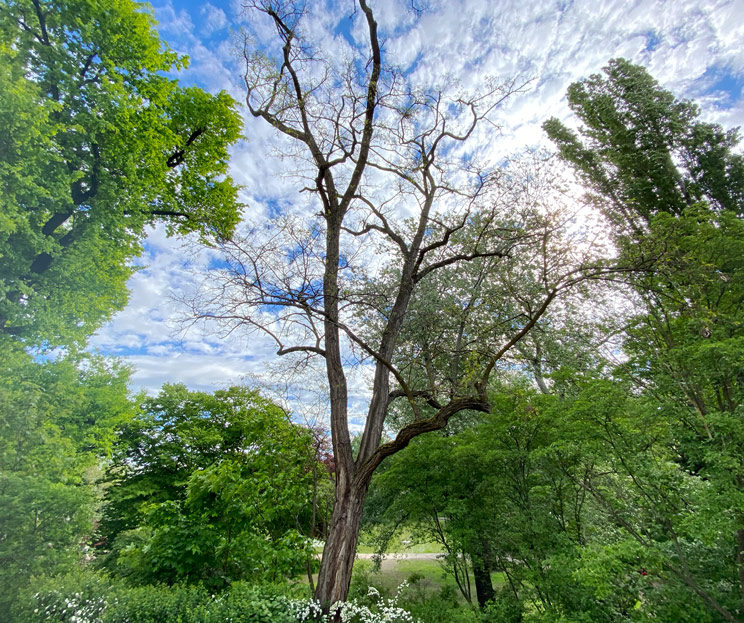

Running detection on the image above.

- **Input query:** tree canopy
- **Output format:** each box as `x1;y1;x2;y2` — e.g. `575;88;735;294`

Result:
100;384;317;589
0;341;132;619
544;58;744;231
0;0;243;346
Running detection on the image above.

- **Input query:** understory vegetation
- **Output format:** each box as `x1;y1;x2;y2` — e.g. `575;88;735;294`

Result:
2;0;743;622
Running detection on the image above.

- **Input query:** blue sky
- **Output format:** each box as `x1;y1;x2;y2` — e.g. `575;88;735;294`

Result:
90;0;744;428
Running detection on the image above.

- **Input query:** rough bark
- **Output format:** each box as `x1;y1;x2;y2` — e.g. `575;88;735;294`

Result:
472;553;495;607
314;476;370;607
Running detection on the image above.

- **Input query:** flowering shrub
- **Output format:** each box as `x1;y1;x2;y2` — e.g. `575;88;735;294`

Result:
14;572;417;623
30;591;106;623
290;582;416;623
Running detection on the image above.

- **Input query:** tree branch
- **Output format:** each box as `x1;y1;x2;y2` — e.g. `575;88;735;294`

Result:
356;394;490;483
167;128;205;168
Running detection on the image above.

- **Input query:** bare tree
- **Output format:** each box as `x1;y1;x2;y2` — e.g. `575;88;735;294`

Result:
188;0;615;607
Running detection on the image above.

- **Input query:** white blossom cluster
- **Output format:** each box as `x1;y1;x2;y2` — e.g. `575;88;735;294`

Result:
28;584;416;623
31;591;106;623
288;598;326;621
290;582;416;623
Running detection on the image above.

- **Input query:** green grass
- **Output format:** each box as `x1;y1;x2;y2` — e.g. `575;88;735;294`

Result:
356;527;443;554
350;558;506;603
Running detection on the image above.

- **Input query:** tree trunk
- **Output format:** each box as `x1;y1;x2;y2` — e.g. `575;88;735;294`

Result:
473;553;495;607
737;522;744;613
314;475;369;608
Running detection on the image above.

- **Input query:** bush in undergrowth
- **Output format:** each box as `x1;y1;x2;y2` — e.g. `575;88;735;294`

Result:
200;583;297;623
12;570;110;623
14;572;295;623
13;571;418;623
479;588;523;623
100;583;210;623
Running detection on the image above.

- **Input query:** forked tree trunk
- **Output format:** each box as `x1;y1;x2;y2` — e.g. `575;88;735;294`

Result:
314;473;370;607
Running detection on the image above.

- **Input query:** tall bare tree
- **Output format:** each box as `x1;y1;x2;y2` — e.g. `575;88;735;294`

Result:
190;0;614;607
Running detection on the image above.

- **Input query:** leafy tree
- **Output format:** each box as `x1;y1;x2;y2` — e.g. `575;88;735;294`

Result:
0;342;133;620
550;377;740;623
546;59;744;622
100;384;316;589
544;58;743;232
365;381;601;617
0;0;242;346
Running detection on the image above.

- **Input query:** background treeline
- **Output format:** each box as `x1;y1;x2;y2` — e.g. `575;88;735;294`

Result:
2;0;743;622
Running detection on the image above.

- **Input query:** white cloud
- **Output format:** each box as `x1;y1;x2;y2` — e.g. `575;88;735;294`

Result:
200;3;228;35
94;0;744;416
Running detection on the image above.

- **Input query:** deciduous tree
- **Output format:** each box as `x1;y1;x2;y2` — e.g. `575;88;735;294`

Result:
100;384;316;589
546;58;744;622
0;0;243;346
0;343;132;619
190;1;614;606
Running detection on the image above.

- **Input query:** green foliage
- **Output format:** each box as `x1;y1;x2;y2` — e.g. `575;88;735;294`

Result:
14;572;297;623
479;589;522;623
365;371;744;621
543;58;743;229
100;384;315;588
0;342;133;620
367;382;607;617
551;378;742;622
0;0;243;346
543;59;744;621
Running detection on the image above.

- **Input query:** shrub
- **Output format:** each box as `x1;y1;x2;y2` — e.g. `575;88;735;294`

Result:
102;583;208;623
14;573;297;623
200;583;297;623
479;588;523;623
12;571;110;623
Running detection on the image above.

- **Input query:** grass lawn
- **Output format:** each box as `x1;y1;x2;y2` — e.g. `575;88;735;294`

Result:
302;556;505;605
355;527;443;554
